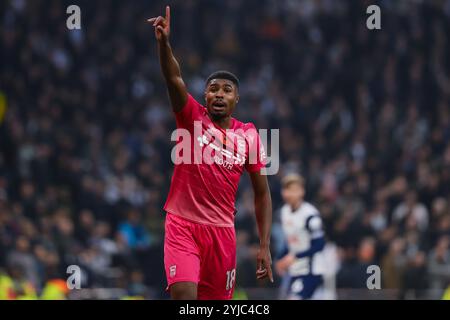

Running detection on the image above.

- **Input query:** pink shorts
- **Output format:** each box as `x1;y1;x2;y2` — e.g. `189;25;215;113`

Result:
164;212;237;300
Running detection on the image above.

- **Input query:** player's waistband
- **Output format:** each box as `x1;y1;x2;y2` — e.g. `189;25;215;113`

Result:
165;211;235;228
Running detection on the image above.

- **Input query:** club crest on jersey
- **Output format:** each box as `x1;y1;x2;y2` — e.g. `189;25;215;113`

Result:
169;265;176;277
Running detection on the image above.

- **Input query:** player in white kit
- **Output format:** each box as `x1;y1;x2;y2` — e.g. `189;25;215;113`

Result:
275;174;327;299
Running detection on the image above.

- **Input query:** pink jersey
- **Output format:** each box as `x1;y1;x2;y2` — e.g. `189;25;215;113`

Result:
164;94;266;227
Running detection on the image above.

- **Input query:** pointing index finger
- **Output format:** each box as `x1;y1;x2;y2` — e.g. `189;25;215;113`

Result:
166;6;171;25
267;264;274;283
262;257;273;282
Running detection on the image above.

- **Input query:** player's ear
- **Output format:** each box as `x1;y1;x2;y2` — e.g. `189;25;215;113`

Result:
236;94;240;104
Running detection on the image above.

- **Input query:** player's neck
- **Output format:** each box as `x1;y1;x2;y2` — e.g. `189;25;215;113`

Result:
289;200;303;212
210;115;233;130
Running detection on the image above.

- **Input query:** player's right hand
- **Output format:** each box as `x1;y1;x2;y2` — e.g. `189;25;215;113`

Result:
147;5;171;42
275;254;295;276
275;260;286;276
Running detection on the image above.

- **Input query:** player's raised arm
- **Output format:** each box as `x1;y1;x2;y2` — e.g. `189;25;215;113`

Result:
147;6;187;113
250;171;274;283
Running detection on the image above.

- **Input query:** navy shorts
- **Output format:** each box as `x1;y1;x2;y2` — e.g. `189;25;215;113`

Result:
287;274;323;299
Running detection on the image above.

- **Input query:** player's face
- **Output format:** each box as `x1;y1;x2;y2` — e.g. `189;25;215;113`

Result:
281;183;305;206
204;79;239;121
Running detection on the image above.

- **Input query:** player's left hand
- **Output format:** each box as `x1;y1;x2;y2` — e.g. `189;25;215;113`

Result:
256;245;274;282
147;6;171;42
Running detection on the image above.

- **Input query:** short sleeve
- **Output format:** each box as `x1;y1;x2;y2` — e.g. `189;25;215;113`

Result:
174;94;204;130
306;215;324;239
244;123;267;173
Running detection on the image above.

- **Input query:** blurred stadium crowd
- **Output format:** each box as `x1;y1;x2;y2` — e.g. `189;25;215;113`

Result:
1;0;450;299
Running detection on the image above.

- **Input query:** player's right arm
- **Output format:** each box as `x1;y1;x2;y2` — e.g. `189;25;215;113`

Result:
276;214;326;275
148;6;187;113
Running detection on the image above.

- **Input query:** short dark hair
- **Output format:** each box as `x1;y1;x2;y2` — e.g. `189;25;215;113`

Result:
206;71;239;89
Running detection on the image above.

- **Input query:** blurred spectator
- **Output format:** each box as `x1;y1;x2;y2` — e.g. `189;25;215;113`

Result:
6;236;40;288
381;238;406;290
392;190;429;232
118;209;152;250
399;251;428;300
428;236;450;297
40;279;69;300
0;265;38;300
75;209;96;248
127;270;149;298
336;237;377;289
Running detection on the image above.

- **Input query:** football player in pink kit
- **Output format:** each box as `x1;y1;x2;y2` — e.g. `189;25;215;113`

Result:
148;6;273;300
